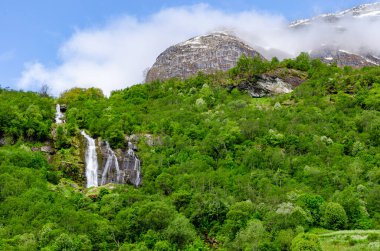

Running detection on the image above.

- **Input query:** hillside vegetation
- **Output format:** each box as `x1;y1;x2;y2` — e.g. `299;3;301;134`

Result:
0;54;380;250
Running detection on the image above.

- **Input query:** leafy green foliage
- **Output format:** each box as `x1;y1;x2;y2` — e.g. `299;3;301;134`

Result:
1;55;380;249
291;233;322;251
320;202;348;230
0;90;54;142
164;214;197;248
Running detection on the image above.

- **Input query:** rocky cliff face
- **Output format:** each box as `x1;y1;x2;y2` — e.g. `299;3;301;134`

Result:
236;68;307;98
145;32;264;82
97;140;141;187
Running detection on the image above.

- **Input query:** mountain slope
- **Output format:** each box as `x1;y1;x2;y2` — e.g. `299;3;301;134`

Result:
2;56;380;250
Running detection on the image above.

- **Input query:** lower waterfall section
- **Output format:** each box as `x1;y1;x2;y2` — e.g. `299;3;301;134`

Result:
125;142;141;187
81;131;142;187
81;131;99;188
100;142;122;185
99;140;142;187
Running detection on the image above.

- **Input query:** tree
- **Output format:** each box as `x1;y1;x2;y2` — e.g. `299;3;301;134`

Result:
291;233;322;251
320;202;348;230
297;194;324;225
39;84;50;97
222;200;255;240
115;201;176;242
276;229;295;251
232;219;268;250
229;55;271;79
333;187;371;229
188;193;228;232
285;52;311;71
164;214;197;249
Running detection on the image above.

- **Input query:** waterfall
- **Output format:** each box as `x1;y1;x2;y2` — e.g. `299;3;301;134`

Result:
81;131;99;188
134;157;141;187
55;104;64;124
81;132;142;187
99;140;141;187
127;142;141;187
101;142;122;185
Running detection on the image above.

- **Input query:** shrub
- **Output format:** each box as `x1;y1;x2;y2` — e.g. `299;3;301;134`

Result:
165;214;196;249
291;233;322;251
320;202;348;230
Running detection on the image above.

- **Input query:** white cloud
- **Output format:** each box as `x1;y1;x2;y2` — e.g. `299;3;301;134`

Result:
17;4;380;96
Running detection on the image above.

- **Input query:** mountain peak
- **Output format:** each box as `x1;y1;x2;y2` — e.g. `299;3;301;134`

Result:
289;2;380;67
145;32;264;82
290;2;380;27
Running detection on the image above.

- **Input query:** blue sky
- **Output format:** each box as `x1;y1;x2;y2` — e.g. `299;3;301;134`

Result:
0;0;377;94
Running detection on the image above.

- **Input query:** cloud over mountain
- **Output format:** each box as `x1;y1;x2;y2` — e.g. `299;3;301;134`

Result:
17;3;380;96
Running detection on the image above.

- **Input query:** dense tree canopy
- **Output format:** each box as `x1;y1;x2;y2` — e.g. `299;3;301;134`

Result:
0;55;380;250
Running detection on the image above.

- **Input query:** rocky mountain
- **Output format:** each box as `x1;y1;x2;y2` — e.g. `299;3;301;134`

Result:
145;32;303;97
290;2;380;67
290;2;380;28
310;46;380;68
146;3;380;85
145;32;264;82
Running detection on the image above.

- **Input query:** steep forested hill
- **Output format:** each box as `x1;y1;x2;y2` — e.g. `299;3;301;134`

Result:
0;55;379;250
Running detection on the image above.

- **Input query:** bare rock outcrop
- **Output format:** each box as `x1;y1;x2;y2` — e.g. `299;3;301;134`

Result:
236;69;307;98
146;32;264;82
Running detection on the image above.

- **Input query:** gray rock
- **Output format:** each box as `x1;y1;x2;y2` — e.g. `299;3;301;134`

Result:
126;134;140;143
128;141;138;151
238;76;292;98
237;69;306;97
41;145;54;154
146;32;265;82
31;147;40;152
143;134;162;147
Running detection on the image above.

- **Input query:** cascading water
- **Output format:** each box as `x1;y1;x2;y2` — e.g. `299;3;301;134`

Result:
98;140;141;187
101;142;122;185
80;132;142;187
55;104;64;124
127;142;141;187
134;157;141;186
81;131;99;188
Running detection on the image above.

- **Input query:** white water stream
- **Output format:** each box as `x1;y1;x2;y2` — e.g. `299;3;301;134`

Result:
101;142;121;185
128;142;141;186
81;131;99;188
55;104;64;124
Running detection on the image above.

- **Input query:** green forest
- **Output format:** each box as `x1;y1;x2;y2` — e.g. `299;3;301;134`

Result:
0;54;380;250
